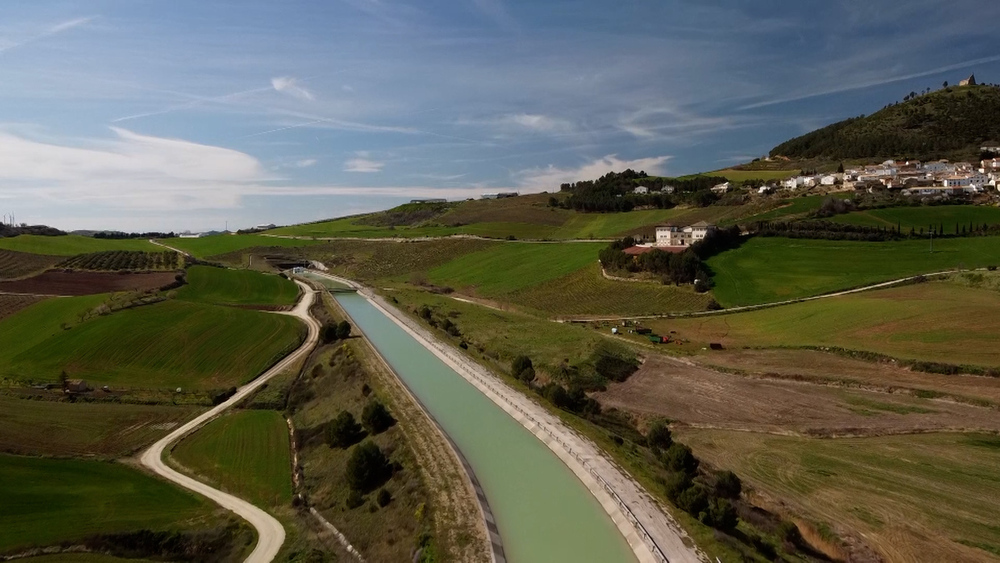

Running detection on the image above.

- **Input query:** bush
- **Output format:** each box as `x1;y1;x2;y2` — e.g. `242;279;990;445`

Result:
325;411;363;449
376;488;392;507
345;441;393;493
715;470;742;499
647;421;673;450
361;400;395;434
345;489;365;509
706;299;723;311
676;485;709;516
518;366;536;383
511;355;533;376
663;443;699;475
664;471;693;503
701;498;739;532
335;320;352;340
320;323;339;343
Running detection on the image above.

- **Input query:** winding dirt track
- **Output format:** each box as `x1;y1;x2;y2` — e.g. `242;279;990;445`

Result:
139;281;319;563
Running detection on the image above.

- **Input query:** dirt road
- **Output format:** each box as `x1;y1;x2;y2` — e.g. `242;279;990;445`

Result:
140;281;319;563
149;238;190;256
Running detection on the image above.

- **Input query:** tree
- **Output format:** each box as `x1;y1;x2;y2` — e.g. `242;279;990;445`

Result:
518;366;536;384
943;80;949;88
646;421;673;450
320;323;339;343
345;441;392;493
714;470;742;499
837;162;845;173
361;400;395;434
335;320;352;340
511;355;534;381
376;488;392;507
702;498;739;532
663;443;699;475
326;410;363;449
676;485;709;516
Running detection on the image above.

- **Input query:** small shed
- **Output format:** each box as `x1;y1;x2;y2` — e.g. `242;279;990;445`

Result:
66;379;91;393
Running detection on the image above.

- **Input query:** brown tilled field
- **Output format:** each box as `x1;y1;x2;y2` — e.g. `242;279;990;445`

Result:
0;295;45;321
0;249;61;279
0;270;179;296
593;353;1000;436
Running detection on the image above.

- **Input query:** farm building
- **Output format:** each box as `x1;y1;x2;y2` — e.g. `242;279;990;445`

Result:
65;379;91;393
410;198;447;203
654;222;716;247
633;186;649;194
481;192;519;199
959;74;977;86
710;182;731;194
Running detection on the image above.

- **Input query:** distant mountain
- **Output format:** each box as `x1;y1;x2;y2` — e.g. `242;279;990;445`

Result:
770;83;1000;162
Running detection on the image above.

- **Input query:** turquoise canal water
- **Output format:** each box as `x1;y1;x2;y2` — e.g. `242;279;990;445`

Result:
334;293;636;563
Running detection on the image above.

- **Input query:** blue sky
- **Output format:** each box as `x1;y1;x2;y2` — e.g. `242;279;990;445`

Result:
2;0;999;231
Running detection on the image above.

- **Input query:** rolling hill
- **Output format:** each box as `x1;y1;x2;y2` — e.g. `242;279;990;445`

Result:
770;83;1000;161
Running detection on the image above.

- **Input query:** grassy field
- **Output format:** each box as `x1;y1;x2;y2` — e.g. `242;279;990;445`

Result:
0;395;201;457
161;234;320;258
0;296;303;389
172;410;292;508
741;193;852;223
0;454;211;553
0;235;158;256
297;238;496;282
704;168;800;182
677;429;1000;563
663;275;1000;369
708;235;1000;306
828;205;1000;231
427;242;604;295
177;266;299;307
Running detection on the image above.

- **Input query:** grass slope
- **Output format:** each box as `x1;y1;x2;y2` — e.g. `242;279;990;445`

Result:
427;242;604;295
178;266;299;307
0;235;157;256
828;205;1000;231
0;395;201;457
0;297;303;389
709;235;1000;306
664;275;1000;368
677;429;1000;563
0;455;210;553
172;410;291;508
162;234;320;258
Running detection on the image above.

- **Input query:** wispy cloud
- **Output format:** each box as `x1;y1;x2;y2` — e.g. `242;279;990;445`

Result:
0;16;95;55
271;76;315;101
344;157;384;173
515;154;671;191
739;53;1000;110
294;158;318;168
472;0;517;30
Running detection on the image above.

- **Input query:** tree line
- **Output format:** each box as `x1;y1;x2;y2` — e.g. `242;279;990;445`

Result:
554;170;727;213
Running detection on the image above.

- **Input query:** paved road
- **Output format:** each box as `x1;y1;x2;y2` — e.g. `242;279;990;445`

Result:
140;281;319;563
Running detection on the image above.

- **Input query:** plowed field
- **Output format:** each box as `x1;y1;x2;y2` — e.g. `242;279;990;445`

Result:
0;270;177;296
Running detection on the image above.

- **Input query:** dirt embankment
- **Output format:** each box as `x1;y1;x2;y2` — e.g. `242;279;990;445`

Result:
594;353;1000;437
0;270;179;296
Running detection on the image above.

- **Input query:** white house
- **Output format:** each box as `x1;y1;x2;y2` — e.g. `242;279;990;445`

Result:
654;222;717;247
819;174;838;186
923;161;953;174
661;185;676;194
710;182;731;194
633;186;649;194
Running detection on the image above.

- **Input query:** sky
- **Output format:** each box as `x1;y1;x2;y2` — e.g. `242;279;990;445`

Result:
2;0;999;232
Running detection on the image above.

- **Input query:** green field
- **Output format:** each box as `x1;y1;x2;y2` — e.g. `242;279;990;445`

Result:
178;266;300;307
0;235;158;256
0;296;303;389
741;193;852;223
161;234;320;258
677;429;1000;563
705;168;800;182
708;235;1000;306
0;454;210;553
172;410;291;508
665;276;1000;368
427;242;604;295
829;205;1000;231
0;395;201;457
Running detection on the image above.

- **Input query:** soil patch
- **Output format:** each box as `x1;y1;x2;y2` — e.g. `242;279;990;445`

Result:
594;353;1000;436
0;294;44;321
0;270;179;296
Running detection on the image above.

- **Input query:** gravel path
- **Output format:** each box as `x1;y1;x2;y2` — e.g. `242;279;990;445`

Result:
140;281;320;563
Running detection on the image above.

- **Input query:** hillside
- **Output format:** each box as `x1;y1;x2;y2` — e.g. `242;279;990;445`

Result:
771;83;1000;161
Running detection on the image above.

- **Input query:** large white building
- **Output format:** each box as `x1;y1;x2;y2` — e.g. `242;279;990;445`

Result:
654;222;717;247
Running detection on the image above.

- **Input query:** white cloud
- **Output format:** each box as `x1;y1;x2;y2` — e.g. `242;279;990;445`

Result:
344;158;384;173
515;154;671;191
271;76;315;101
295;158;318;168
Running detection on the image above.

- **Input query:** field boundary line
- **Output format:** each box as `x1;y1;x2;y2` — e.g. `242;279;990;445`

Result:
139;281;320;563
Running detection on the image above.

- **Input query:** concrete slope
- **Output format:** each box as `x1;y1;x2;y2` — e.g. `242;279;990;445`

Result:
140;281;319;563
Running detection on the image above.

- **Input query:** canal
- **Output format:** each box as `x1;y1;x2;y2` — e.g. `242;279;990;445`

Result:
333;292;636;563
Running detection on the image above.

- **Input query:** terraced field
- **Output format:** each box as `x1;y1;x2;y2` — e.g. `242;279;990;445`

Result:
0;296;304;389
0;235;157;256
163;234;320;258
676;430;1000;563
57;250;181;271
0;249;61;279
0;395;201;457
708;235;1000;306
0;454;212;554
172;409;292;508
828;204;1000;231
177;266;299;307
662;276;1000;369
